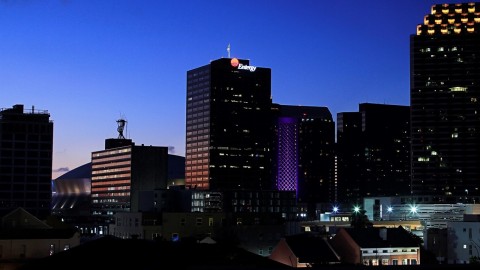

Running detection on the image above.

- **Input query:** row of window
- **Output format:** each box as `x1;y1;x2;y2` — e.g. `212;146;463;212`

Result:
363;248;417;254
363;258;417;266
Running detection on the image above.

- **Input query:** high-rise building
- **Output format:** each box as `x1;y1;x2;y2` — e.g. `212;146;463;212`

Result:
337;103;410;205
90;121;168;230
273;104;335;218
0;104;53;219
336;111;363;205
411;3;480;200
185;58;273;191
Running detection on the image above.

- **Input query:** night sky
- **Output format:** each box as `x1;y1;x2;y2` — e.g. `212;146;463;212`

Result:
0;0;470;178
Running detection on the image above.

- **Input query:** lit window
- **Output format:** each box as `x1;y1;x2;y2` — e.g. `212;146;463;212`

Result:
49;244;55;256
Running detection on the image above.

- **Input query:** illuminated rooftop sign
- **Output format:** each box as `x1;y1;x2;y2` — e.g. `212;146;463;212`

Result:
230;58;256;72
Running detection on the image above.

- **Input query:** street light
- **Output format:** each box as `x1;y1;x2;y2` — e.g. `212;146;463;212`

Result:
386;206;393;220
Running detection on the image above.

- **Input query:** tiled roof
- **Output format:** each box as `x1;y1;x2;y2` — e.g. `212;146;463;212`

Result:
285;233;340;263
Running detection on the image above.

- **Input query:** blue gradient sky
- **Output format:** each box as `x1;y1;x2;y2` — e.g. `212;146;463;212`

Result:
1;0;469;179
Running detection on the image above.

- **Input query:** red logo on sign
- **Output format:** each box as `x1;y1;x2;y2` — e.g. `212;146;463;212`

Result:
231;58;239;67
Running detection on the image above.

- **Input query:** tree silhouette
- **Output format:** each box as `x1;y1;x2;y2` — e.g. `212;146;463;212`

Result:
350;209;373;228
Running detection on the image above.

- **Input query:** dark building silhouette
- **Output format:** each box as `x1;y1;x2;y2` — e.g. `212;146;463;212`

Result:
337;103;410;206
0;104;53;220
185;57;273;191
411;3;480;200
90;121;168;231
336;112;363;205
272;104;335;218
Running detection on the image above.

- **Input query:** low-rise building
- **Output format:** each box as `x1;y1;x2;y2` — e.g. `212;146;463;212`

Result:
0;208;80;269
330;227;421;266
269;233;340;267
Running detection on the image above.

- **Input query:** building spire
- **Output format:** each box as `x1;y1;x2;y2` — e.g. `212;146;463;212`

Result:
227;43;231;58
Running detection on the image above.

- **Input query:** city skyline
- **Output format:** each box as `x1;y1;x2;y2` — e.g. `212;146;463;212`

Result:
0;0;471;179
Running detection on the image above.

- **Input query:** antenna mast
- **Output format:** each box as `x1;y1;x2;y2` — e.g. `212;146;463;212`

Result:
227;43;231;58
116;118;127;139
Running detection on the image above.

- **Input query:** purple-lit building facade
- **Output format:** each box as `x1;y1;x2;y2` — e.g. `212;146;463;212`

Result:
275;116;299;193
273;104;335;219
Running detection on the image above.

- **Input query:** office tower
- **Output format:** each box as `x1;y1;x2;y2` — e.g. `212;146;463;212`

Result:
411;3;480;200
0;104;53;219
185;58;273;191
336;112;363;205
273;104;335;218
90;120;168;229
337;103;410;205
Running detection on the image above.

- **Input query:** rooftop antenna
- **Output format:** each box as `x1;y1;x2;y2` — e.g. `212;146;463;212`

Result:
227;43;231;58
116;118;127;139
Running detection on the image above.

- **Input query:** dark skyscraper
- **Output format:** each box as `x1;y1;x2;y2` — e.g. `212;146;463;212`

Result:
411;3;480;200
274;104;335;218
337;103;410;205
185;58;273;191
0;104;53;219
336;111;363;205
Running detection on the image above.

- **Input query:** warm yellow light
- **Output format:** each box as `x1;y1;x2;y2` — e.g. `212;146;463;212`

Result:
448;18;456;24
467;27;474;33
417;25;422;35
435;19;442;24
468;6;475;13
454;28;462;33
428;28;435;34
442;8;449;14
455;8;463;14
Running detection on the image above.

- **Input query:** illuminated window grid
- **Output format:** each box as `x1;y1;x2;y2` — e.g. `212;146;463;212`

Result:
276;117;299;192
